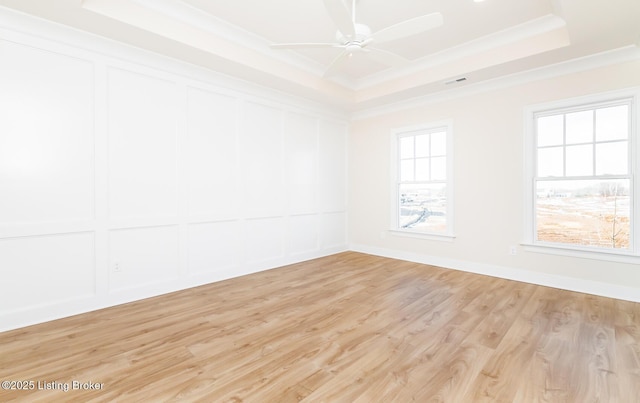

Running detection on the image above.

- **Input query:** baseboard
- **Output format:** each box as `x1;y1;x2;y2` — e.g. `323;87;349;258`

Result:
0;246;349;333
2;244;634;333
349;244;640;303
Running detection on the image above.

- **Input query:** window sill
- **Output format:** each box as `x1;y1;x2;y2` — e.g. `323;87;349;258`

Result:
522;242;640;264
388;230;456;242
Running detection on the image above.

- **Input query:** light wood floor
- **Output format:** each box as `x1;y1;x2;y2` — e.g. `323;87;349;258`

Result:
1;252;639;402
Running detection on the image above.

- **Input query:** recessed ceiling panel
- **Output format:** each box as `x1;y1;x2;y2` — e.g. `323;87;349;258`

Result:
0;0;638;110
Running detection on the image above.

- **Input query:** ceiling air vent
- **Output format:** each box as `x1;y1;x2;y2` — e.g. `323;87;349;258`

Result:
445;77;467;85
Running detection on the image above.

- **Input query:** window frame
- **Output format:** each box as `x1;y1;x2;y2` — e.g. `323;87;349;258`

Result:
523;87;640;262
390;120;455;241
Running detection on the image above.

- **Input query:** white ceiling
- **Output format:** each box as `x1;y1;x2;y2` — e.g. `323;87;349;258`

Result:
0;0;639;112
179;0;556;78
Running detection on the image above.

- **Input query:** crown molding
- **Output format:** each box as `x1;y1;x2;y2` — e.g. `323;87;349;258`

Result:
354;14;567;91
351;45;640;120
130;0;330;77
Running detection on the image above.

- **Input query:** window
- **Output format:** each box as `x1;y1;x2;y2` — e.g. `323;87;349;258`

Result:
525;89;639;258
391;122;454;239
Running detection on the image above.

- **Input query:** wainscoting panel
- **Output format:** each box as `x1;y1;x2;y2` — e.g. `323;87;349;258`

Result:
285;112;318;215
0;233;95;314
288;214;320;256
185;87;239;220
243;217;286;264
107;67;179;221
187;220;240;275
319;120;348;213
239;101;284;219
0;39;94;225
320;212;348;249
108;226;180;292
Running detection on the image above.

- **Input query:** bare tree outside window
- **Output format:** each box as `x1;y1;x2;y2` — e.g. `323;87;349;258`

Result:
534;100;632;251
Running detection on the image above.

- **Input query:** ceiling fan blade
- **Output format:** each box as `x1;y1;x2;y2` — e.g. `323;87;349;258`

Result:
270;43;343;50
363;47;409;67
323;50;350;77
322;0;355;37
372;12;443;44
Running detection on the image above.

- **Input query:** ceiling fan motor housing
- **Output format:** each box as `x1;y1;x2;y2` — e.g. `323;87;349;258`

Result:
336;23;371;49
269;1;443;76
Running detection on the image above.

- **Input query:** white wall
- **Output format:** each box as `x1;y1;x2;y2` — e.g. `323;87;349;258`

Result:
350;59;640;302
0;9;347;332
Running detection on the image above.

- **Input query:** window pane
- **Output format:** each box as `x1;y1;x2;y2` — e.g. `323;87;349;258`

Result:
565;144;592;176
431;131;447;156
396;126;451;236
537;115;563;146
400;160;414;181
431;156;446;180
596;141;628;175
415;158;430;181
537;147;563;177
596;105;628;141
400;136;414;159
415;135;429;157
536;179;630;249
399;183;447;233
566;110;593;144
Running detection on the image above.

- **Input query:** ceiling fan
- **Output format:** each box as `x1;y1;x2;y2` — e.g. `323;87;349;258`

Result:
269;0;443;77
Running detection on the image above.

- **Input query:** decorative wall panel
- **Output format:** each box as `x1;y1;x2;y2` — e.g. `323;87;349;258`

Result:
185;87;239;220
109;226;180;292
239;102;284;218
187;221;240;274
0;233;95;313
0;40;94;225
244;217;285;264
285;112;318;215
288;214;319;255
319;120;347;213
107;68;178;220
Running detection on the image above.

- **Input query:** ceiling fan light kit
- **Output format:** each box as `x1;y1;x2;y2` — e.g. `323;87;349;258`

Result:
269;0;443;77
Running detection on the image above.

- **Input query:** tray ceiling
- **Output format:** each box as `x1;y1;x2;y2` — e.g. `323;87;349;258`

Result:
0;0;638;111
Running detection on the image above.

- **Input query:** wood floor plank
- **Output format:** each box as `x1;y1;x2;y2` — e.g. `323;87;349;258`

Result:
1;252;639;402
465;282;536;349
